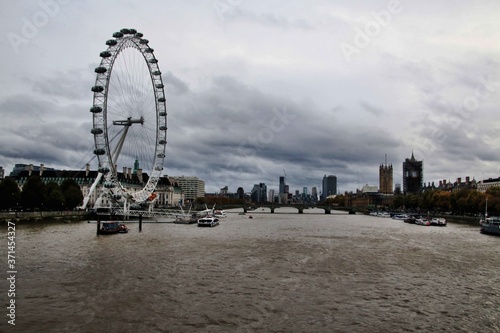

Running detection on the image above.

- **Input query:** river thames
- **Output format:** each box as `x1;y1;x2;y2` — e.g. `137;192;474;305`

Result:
1;209;499;332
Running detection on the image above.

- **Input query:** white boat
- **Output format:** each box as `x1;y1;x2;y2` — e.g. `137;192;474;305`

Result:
213;209;227;218
198;216;219;227
393;214;409;220
415;218;430;226
480;216;500;236
377;212;391;218
98;221;128;234
430;217;447;227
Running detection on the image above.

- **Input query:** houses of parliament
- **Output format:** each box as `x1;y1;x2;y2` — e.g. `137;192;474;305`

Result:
345;151;490;208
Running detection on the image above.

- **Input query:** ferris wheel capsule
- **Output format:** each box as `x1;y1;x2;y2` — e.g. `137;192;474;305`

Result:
100;51;112;58
104;181;116;189
95;66;107;74
98;166;110;174
90;106;102;113
90;128;103;135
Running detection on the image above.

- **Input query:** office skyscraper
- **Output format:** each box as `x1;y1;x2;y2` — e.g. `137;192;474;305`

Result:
322;175;337;200
311;187;318;201
251;183;267;203
279;176;285;194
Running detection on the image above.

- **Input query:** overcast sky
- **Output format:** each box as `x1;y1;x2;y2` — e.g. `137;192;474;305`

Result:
1;0;500;194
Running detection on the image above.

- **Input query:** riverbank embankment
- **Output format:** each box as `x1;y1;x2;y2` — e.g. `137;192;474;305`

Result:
0;211;88;223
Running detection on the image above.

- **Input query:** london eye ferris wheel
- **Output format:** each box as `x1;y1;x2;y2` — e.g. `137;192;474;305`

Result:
89;28;167;207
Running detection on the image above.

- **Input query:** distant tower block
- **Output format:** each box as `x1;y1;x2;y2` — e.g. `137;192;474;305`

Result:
379;155;393;194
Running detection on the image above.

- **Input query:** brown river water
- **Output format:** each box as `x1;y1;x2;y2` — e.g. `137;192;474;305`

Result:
1;209;499;333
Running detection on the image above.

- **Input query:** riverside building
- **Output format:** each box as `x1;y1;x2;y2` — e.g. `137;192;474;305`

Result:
6;163;184;208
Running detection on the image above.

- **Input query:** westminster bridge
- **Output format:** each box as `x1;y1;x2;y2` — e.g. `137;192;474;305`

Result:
209;203;357;215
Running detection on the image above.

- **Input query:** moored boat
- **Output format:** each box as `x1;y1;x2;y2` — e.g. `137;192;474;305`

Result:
98;221;128;235
430;217;447;227
415;217;430;226
213;209;227;218
480;216;500;236
198;216;219;227
175;213;198;224
369;211;390;218
404;216;417;224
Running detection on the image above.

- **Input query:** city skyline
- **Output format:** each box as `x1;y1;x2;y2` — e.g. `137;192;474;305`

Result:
3;158;486;199
1;1;500;193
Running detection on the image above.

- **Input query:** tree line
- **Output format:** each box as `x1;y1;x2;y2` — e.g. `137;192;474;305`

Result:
392;188;499;216
327;187;500;216
0;176;83;212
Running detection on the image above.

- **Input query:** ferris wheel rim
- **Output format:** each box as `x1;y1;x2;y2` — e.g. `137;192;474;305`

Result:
90;28;167;204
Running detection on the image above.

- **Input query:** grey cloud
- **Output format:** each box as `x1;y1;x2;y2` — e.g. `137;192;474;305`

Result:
225;7;318;30
359;100;383;116
163;71;190;95
161;73;404;192
2;1;500;193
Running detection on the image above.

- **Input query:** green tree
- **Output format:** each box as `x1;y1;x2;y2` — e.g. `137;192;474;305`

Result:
391;195;404;209
60;179;83;210
325;195;345;206
433;191;451;212
46;182;65;211
450;189;469;214
465;190;484;215
0;178;21;211
447;188;486;215
20;176;47;211
485;187;500;215
60;178;80;193
404;194;420;210
420;190;436;211
485;186;500;197
334;194;345;207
